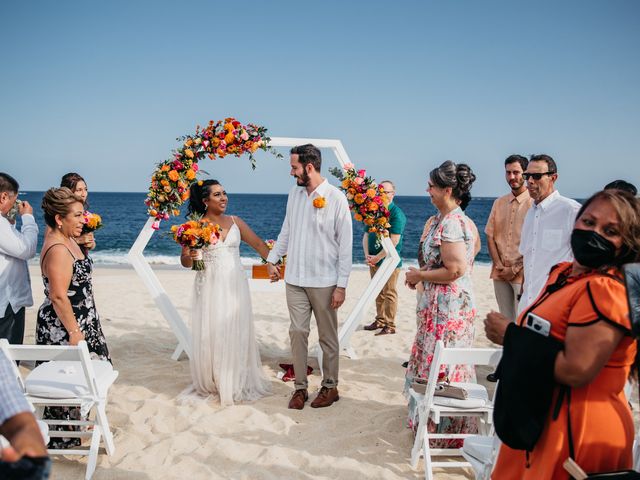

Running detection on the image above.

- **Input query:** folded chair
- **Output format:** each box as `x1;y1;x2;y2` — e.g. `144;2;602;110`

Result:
407;340;502;480
0;339;118;480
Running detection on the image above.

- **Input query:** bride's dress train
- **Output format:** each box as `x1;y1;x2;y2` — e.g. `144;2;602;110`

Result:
187;219;271;406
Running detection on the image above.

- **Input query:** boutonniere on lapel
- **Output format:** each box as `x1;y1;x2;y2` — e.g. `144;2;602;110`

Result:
312;196;326;209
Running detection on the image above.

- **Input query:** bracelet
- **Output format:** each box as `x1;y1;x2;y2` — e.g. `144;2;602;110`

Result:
69;327;81;335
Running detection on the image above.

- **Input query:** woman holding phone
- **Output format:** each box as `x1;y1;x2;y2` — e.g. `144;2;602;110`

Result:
484;189;640;478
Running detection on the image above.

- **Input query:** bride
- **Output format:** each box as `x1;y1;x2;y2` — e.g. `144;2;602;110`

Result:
180;179;272;405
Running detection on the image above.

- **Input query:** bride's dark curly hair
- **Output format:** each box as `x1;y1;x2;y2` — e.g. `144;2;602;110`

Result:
187;179;220;216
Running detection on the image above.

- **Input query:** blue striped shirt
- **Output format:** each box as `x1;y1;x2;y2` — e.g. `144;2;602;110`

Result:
0;350;30;424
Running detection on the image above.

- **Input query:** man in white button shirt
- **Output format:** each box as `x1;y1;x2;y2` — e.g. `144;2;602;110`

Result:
0;173;38;345
517;155;580;313
267;144;353;410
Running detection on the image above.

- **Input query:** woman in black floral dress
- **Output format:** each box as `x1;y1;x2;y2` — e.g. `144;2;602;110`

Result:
37;187;110;449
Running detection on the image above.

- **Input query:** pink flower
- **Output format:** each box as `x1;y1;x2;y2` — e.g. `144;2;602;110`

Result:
354;177;364;185
172;160;184;170
358;169;366;177
202;140;210;149
192;163;199;172
151;220;161;230
240;130;249;141
343;162;354;170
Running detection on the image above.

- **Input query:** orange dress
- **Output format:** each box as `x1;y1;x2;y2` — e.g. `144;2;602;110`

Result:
492;262;636;479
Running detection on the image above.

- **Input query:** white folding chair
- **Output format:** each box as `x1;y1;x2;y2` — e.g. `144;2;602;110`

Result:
461;433;501;480
408;340;502;480
0;339;118;480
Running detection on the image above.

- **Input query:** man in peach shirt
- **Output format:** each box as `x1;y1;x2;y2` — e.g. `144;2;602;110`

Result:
485;155;533;321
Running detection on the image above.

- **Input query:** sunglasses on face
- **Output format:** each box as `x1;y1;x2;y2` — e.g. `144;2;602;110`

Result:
523;171;556;181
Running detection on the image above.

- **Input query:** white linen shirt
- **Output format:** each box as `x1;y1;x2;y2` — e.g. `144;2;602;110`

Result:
517;190;580;313
0;214;38;314
267;179;353;288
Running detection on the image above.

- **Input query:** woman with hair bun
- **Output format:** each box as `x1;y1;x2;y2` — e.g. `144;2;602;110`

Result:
404;160;479;446
180;179;272;406
37;187;110;449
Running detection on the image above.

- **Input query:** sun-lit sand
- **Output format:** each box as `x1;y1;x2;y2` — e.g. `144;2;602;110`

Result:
23;263;502;479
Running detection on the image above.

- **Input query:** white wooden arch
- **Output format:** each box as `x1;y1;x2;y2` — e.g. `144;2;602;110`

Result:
127;137;400;360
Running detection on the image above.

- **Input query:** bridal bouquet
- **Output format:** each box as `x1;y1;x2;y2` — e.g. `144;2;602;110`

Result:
82;211;103;234
171;215;222;271
329;163;391;235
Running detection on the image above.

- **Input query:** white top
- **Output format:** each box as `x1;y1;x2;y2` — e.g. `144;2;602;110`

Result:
267;179;353;288
518;190;580;313
0;214;38;313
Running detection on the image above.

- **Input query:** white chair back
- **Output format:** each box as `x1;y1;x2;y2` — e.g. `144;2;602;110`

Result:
409;340;502;480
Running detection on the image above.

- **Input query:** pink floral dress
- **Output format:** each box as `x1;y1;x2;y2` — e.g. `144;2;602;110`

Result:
405;207;478;446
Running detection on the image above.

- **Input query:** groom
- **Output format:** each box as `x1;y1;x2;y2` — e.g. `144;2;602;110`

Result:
267;144;353;410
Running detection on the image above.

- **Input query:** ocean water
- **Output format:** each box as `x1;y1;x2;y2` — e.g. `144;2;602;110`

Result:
19;191;497;266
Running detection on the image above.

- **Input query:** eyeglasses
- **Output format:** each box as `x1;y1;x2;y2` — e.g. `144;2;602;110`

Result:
523;171;556;181
383;190;394;194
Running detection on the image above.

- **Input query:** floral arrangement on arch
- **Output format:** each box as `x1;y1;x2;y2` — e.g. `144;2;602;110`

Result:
329;163;391;236
145;118;281;228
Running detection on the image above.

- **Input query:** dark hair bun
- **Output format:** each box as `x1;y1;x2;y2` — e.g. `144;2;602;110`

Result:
455;164;476;194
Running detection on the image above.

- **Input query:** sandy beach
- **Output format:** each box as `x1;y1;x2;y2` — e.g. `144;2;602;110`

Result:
23;263;500;479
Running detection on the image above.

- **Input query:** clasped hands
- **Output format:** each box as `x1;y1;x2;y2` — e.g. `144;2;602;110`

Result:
266;262;345;309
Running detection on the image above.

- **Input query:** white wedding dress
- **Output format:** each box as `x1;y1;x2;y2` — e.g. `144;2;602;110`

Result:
188;218;271;406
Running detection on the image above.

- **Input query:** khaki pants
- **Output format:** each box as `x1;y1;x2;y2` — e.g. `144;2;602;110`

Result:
286;283;339;391
493;280;521;322
369;266;401;328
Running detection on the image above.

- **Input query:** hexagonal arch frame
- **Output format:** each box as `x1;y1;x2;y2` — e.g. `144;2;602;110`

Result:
126;137;400;361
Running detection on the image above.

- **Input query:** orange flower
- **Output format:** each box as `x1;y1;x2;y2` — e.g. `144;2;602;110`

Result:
168;170;179;182
342;179;350;189
313;197;326;209
185;169;196;180
364;217;374;226
366;188;376;198
160;179;169;186
150;209;158;217
161;165;170;172
212;138;220;147
224;132;235;145
354;193;365;204
367;201;379;211
354;213;363;222
184;148;194;159
181;192;190;201
377;217;387;225
184;138;194;147
163;185;172;193
173;209;180;216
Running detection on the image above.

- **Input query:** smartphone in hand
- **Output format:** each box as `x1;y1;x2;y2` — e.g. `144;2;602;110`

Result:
525;312;551;337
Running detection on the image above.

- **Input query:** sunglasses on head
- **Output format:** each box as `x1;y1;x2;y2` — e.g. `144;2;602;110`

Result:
523;171;556;181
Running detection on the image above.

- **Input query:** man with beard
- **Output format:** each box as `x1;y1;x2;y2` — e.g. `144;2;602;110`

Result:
485;155;533;321
267;144;352;410
517;154;580;313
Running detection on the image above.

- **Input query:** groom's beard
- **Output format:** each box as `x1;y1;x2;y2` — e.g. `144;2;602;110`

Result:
295;170;310;186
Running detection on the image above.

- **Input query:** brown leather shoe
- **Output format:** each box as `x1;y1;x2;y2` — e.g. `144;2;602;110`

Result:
310;386;340;408
375;326;396;336
288;389;308;410
364;320;383;331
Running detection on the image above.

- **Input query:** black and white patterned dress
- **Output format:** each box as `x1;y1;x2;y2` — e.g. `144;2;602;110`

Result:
36;243;110;449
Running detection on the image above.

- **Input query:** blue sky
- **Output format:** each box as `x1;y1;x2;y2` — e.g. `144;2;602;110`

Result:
1;0;638;197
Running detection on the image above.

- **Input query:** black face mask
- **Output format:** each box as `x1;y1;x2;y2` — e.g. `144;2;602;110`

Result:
570;228;617;269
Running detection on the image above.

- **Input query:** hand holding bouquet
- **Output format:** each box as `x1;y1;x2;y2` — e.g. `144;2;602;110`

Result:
171;215;222;270
82;211;103;234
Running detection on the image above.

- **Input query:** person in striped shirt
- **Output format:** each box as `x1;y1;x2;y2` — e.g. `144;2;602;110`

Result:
267;144;353;410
